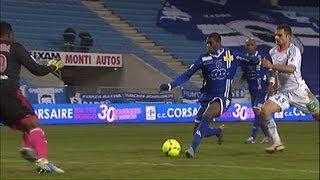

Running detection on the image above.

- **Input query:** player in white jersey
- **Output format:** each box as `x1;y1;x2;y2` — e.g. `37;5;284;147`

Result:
260;24;319;153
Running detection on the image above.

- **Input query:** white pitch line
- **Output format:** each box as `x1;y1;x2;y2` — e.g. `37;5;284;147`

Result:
2;160;319;174
120;162;319;174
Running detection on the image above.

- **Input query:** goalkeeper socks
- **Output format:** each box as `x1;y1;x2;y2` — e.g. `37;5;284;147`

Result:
267;118;281;144
22;132;32;148
29;127;48;159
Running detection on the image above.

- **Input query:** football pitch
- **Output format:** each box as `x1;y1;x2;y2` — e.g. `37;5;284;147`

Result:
1;122;319;179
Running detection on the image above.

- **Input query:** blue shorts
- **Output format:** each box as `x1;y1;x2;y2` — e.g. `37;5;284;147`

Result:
249;89;268;110
194;95;231;123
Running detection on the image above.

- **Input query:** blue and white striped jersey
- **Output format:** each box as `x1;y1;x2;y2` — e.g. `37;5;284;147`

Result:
241;51;269;92
170;48;259;98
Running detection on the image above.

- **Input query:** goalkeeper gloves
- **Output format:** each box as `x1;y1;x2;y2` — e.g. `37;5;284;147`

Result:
47;59;64;71
159;83;172;92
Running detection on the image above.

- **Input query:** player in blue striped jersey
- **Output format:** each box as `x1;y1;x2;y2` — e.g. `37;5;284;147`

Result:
159;33;261;158
235;38;272;144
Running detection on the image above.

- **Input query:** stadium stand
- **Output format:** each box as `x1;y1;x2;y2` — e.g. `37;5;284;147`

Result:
277;6;319;19
0;0;199;90
103;0;319;97
1;0;317;94
103;0;206;66
82;0;203;87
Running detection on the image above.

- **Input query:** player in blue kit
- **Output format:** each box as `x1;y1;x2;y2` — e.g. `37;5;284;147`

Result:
159;33;261;158
233;38;272;144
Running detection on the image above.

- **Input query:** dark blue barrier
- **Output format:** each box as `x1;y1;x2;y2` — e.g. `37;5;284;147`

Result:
182;89;245;103
70;92;175;104
32;103;314;125
26;87;67;104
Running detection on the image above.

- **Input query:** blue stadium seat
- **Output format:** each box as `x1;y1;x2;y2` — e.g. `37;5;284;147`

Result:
103;0;206;66
277;6;319;19
102;0;319;95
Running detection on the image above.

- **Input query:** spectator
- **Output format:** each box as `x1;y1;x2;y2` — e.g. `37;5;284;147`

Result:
78;29;93;52
63;26;76;52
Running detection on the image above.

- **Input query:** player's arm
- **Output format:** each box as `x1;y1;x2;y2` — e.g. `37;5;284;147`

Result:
268;64;295;74
261;60;295;74
260;55;279;93
261;48;299;74
266;70;279;94
233;50;261;65
15;43;63;76
159;56;203;92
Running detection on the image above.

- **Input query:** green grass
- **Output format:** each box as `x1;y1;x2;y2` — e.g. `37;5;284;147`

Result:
1;122;319;179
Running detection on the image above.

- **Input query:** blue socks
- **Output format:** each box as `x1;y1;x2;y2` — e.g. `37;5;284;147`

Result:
250;117;260;139
190;116;221;151
250;116;269;139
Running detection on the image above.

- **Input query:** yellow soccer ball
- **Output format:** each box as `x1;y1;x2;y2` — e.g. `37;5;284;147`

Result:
162;139;181;157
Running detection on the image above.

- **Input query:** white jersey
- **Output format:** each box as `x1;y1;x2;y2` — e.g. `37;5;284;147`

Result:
269;43;306;92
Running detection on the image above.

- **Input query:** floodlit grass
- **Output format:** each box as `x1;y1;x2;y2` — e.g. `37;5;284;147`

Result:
1;122;319;179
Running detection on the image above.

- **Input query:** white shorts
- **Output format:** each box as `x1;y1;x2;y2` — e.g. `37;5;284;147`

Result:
268;84;317;114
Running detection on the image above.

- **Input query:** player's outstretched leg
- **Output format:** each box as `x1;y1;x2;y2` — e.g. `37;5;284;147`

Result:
184;147;195;158
20;132;37;162
185;116;222;158
18;116;65;173
20;146;64;174
36;158;65;174
28;127;65;173
20;147;37;163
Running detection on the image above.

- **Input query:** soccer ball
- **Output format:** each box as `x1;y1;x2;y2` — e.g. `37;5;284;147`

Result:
162;139;181;157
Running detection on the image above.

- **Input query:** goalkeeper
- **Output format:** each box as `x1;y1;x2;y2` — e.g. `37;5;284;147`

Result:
0;21;64;173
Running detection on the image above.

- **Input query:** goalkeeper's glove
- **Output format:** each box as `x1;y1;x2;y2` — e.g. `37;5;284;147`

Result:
159;83;172;92
48;59;64;71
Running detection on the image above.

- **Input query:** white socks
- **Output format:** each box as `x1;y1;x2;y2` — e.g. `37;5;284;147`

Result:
267;118;282;144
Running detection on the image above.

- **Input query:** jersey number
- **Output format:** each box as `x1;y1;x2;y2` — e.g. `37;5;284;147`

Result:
0;54;8;73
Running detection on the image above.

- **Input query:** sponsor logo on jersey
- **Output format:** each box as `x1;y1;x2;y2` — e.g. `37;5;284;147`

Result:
223;50;234;62
202;56;213;61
